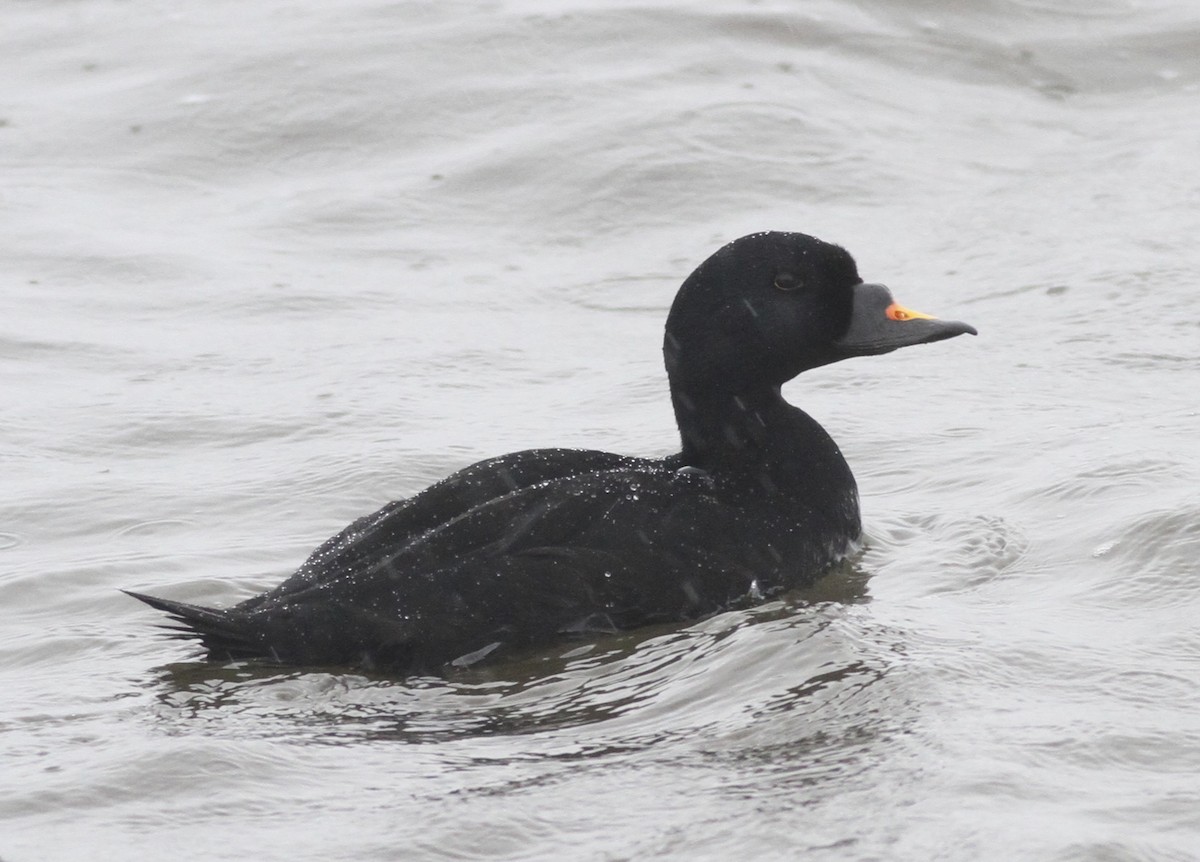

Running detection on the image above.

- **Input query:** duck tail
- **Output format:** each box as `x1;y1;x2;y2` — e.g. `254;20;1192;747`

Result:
123;590;263;660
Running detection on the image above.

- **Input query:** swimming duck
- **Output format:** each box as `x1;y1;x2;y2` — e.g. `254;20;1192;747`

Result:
127;231;975;673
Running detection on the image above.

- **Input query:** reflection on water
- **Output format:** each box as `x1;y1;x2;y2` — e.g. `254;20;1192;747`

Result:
148;562;877;746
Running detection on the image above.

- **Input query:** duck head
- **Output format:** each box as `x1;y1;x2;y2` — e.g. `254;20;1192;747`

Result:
663;231;976;392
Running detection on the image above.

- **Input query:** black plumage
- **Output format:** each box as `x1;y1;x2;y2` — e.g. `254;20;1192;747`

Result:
127;231;975;674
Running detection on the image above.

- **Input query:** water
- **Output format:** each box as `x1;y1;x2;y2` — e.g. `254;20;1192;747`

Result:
2;0;1198;859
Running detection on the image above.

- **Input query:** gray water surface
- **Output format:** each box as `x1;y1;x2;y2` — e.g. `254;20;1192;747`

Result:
3;1;1199;860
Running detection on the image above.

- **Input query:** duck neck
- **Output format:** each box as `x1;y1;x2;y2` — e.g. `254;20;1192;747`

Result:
671;382;776;465
669;380;857;504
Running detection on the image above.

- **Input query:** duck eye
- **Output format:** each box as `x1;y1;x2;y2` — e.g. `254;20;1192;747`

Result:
773;272;801;292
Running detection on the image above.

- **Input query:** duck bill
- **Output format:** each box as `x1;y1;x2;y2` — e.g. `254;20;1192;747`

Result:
834;282;977;357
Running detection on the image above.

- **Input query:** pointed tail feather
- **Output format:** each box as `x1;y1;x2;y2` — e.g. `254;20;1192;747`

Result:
123;589;264;660
125;589;426;669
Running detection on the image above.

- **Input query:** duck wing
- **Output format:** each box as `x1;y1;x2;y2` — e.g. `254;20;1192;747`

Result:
201;465;846;671
257;447;669;602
